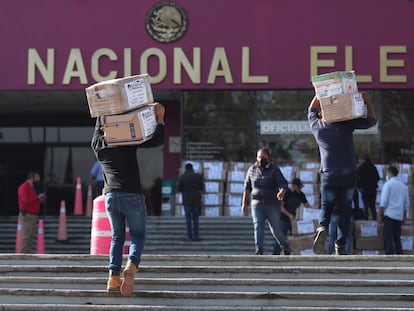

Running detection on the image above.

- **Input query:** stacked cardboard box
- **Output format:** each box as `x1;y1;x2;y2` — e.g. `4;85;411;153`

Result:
354;220;384;253
288;206;320;255
296;165;320;208
85;74;157;146
201;162;227;216
224;162;250;216
312;71;367;123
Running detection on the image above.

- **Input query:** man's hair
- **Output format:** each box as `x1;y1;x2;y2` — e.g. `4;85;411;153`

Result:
27;171;39;180
387;166;398;177
185;163;193;171
258;148;271;158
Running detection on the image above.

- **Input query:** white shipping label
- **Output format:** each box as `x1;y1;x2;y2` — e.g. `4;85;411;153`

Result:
300;249;315;256
360;222;378;237
296;220;315;234
401;236;414;251
228;195;242;206
205;207;220;217
361;250;380;255
205;182;219;193
302;207;320;221
352;93;367;116
124;78;149;108
204;194;220;205
230;206;243;216
229;171;245;182
229;182;244;193
139;107;157;137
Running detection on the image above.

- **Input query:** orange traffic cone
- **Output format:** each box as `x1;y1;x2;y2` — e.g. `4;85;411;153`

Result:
57;200;68;242
36;219;45;254
15;217;22;253
85;184;93;217
73;176;84;215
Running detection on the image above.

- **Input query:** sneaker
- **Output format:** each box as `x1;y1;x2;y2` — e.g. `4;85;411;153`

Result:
313;226;328;255
335;243;347;255
120;261;139;296
106;274;121;292
255;248;263;255
282;245;291;256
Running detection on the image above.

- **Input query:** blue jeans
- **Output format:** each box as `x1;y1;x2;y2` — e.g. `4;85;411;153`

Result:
251;204;287;254
326;214;353;254
105;192;147;272
184;204;200;240
383;216;403;254
320;170;356;247
273;220;291;255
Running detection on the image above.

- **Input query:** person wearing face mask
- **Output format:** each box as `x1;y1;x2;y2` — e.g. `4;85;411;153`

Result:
17;171;46;253
242;148;290;255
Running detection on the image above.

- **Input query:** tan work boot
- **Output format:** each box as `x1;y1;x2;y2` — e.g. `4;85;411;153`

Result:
120;261;139;296
106;273;121;292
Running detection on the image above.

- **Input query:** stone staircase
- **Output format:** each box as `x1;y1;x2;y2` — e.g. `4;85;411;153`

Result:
0;254;413;310
1;216;414;310
0;216;277;255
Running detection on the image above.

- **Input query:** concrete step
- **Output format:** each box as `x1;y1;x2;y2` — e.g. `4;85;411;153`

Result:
0;254;414;309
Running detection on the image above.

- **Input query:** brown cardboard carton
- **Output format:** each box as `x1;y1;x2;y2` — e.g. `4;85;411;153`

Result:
86;74;154;117
320;93;367;123
102;104;157;147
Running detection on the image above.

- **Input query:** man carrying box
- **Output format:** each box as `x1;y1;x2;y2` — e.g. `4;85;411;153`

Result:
91;102;165;296
308;92;377;255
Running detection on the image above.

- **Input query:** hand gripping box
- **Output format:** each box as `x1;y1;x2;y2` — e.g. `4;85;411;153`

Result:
86;74;154;117
102;104;157;147
320;92;367;123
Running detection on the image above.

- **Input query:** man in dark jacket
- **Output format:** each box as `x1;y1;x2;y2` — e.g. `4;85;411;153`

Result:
177;163;204;241
91;103;165;296
357;154;380;220
308;92;377;255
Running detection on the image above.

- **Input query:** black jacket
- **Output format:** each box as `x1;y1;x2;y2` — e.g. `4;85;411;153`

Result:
91;117;165;194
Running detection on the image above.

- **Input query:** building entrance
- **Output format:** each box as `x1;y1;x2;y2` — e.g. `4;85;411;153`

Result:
0;145;44;216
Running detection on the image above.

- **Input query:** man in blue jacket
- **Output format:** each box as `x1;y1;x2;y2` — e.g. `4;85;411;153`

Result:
308;92;377;255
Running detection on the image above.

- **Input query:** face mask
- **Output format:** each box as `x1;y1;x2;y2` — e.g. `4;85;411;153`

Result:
259;158;268;168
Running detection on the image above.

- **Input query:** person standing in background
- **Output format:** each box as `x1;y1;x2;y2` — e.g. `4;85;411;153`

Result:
357;155;380;220
273;178;312;255
378;166;409;255
177;163;204;242
91;103;165;296
242;148;290;255
17;171;46;253
90;160;104;198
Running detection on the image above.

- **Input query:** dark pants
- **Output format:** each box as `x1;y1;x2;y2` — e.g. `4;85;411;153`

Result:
273;220;291;255
383;216;403;254
184;204;200;240
320;170;357;247
361;188;377;220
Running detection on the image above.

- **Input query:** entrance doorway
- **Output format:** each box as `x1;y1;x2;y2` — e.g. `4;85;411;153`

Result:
0;145;44;216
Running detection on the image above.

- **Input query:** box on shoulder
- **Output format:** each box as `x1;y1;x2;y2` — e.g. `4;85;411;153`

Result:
320;92;367;123
102;104;157;147
312;71;358;99
86;74;154;118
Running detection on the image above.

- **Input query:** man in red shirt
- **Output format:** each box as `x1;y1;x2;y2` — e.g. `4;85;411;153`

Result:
17;171;46;253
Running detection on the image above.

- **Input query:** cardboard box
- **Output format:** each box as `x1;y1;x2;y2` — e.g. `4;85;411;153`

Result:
102;104;157;147
287;234;314;254
312;71;358;98
86;74;154;117
354;220;384;250
297;206;320;221
204;181;225;193
291;219;318;235
320;93;367;123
